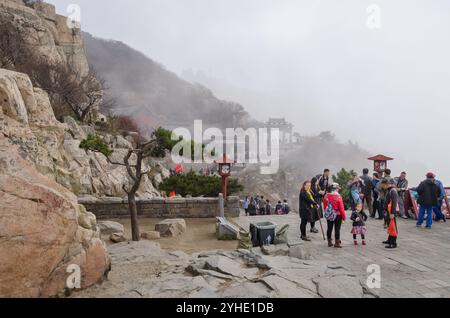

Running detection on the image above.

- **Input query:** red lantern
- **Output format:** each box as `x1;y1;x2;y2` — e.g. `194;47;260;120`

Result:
368;154;394;174
214;154;234;200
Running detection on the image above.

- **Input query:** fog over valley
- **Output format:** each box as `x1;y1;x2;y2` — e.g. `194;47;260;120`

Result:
49;0;450;185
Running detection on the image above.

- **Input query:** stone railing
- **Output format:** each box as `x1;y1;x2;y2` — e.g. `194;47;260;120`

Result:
78;196;241;220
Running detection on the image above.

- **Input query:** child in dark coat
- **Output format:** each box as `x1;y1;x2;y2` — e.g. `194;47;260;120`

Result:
351;202;368;246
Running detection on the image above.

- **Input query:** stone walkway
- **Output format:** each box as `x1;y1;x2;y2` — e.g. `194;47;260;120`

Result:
232;212;450;298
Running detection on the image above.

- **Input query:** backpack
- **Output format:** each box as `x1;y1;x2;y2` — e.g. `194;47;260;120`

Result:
275;205;284;215
324;195;338;221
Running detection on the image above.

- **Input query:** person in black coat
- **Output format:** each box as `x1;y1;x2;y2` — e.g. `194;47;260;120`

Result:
247;197;257;216
299;181;320;241
310;177;322;233
416;172;441;229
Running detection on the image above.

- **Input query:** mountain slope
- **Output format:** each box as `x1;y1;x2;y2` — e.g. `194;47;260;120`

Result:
83;32;256;131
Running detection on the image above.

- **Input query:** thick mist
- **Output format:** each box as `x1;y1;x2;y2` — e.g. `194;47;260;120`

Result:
49;0;450;185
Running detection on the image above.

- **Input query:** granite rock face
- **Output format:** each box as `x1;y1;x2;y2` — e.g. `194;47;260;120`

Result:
0;68;164;198
0;1;167;198
0;132;110;297
0;0;90;77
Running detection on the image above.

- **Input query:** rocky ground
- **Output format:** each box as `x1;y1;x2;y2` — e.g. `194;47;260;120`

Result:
71;240;371;298
73;212;450;298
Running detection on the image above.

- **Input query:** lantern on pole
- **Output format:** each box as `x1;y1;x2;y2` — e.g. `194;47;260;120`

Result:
215;154;234;200
368;154;394;175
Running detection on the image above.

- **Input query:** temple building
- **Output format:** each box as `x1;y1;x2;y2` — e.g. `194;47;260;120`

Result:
265;118;294;145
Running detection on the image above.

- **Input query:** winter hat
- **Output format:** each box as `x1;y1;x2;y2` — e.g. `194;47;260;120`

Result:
426;172;435;179
329;183;340;191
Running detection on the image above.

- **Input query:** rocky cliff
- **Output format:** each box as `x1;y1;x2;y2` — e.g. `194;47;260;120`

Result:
0;0;166;297
0;68;166;199
0;0;89;77
0;0;168;199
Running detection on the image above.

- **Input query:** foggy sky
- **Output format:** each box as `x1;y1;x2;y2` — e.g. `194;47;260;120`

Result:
48;0;450;185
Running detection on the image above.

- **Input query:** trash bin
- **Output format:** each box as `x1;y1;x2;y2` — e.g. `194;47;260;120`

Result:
250;221;276;247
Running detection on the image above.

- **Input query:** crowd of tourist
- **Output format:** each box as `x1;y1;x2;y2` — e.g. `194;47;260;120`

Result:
297;168;448;250
243;196;290;216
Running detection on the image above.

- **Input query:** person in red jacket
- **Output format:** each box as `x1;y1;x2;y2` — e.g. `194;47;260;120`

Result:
323;183;347;248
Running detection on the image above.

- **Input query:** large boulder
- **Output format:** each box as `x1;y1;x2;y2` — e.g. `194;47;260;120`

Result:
110;233;127;244
155;219;187;237
0;133;110;297
141;231;161;240
98;221;125;235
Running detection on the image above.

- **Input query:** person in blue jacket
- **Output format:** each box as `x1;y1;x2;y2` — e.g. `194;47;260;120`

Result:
433;178;447;222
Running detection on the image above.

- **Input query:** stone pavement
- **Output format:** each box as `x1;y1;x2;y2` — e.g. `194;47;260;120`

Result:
232;212;450;298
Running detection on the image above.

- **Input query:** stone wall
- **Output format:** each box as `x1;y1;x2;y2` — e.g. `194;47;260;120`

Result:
79;196;241;220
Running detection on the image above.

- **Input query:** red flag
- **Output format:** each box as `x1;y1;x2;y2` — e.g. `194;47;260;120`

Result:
387;219;398;238
175;164;183;174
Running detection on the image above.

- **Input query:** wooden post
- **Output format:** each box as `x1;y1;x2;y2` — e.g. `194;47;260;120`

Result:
222;176;228;201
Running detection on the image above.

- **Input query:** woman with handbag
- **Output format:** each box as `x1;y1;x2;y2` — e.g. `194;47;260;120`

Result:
299;181;320;241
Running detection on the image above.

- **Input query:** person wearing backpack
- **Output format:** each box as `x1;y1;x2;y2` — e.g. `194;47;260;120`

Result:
299;181;320;241
323;183;346;248
360;169;374;216
275;201;284;215
248;197;257;216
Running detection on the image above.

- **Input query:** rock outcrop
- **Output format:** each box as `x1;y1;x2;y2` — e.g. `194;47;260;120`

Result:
0;132;110;297
0;0;89;77
0;68;166;198
0;0;170;198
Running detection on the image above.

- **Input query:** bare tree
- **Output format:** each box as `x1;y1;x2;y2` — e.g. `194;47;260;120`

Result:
64;70;103;122
80;132;167;241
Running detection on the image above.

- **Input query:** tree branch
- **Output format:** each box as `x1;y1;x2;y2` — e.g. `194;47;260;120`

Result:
124;150;137;182
122;184;130;195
